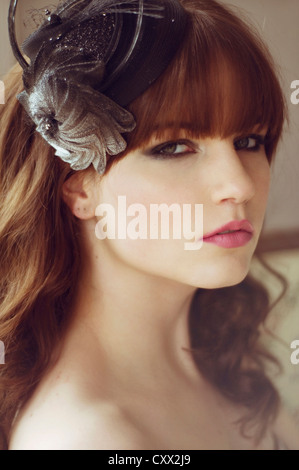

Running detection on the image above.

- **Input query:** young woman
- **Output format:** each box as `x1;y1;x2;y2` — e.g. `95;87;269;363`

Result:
1;0;298;449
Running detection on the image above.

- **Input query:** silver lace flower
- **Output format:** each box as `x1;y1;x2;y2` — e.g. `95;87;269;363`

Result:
18;48;136;174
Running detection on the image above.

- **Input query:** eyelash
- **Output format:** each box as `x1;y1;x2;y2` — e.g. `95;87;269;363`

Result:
234;134;266;152
148;139;195;159
148;134;266;160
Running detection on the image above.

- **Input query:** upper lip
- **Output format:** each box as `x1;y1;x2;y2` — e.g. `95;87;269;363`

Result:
203;219;254;239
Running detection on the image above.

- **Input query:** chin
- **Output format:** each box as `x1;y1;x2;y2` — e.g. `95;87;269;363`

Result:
187;258;252;290
214;273;248;289
197;275;248;290
195;277;248;290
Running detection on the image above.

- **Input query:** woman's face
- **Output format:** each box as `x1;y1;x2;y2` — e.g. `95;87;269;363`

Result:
93;129;270;289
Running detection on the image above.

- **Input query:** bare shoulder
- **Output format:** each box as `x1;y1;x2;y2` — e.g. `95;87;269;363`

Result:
9;373;146;450
10;399;145;450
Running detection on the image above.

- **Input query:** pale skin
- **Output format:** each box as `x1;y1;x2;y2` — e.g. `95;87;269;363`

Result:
9;131;299;449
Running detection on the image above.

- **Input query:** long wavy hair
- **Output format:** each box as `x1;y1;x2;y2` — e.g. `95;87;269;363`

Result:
0;0;287;449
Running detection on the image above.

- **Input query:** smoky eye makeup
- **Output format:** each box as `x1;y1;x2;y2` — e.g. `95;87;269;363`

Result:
142;132;268;161
143;139;197;160
233;133;267;152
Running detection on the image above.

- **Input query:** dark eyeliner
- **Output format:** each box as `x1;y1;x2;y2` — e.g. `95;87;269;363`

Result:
234;133;266;152
144;139;195;159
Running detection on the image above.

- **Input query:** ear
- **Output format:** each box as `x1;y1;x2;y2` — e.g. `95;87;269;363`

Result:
62;171;98;220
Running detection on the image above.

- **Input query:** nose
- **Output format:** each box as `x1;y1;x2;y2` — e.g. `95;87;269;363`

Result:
207;140;256;205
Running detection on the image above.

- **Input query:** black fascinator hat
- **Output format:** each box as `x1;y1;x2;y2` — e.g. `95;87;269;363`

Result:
8;0;188;174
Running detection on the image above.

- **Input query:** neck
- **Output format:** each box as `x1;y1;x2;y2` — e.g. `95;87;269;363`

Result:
68;238;200;389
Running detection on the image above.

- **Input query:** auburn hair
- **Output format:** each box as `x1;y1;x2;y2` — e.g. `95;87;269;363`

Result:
0;0;286;449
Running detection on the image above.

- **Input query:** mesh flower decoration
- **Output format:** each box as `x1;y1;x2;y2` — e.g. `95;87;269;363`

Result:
18;47;136;174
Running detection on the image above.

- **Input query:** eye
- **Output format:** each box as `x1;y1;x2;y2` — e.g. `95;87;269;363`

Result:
147;140;195;159
234;134;266;152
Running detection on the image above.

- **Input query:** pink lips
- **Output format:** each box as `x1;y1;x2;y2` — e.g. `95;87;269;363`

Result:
202;220;254;248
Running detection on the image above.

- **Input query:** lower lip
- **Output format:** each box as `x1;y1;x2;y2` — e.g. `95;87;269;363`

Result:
203;230;253;248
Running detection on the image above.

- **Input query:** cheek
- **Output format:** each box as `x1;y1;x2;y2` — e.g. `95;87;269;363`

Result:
94;165;202;280
257;163;271;205
246;156;270;205
100;159;194;212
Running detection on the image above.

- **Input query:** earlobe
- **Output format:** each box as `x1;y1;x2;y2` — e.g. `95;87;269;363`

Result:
62;172;97;220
